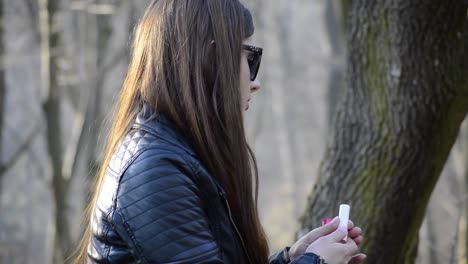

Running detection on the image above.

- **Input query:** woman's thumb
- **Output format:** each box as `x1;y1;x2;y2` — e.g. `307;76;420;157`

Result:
315;216;340;237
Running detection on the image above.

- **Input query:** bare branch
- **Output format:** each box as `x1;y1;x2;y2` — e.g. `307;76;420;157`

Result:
0;122;43;175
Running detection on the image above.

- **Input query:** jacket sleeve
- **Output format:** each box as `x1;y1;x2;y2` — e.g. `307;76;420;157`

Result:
113;148;223;263
269;247;326;264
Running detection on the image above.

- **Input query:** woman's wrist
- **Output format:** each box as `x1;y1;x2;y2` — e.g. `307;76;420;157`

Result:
284;245;327;264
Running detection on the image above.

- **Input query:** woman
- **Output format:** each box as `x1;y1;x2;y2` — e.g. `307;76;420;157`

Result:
76;0;366;263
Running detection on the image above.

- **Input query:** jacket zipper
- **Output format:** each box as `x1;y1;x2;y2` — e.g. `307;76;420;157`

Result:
219;191;253;264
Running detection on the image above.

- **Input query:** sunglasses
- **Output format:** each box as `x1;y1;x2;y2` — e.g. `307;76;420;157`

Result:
242;44;263;81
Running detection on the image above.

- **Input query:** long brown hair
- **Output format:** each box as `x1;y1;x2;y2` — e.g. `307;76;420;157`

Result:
74;0;269;263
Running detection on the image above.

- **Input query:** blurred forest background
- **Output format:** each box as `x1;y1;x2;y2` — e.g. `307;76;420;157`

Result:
0;0;466;263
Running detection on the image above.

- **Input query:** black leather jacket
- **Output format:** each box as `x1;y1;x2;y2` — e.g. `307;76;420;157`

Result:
88;105;323;264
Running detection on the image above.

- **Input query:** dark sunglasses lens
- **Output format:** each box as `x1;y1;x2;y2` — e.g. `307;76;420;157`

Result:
249;54;261;81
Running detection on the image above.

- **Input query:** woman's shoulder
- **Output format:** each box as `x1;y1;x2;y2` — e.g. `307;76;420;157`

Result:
116;144;201;204
106;128;207;216
122;135;197;178
105;120;223;210
108;123;195;173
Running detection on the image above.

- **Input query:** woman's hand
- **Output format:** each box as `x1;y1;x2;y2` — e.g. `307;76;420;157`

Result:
305;228;365;264
288;217;366;263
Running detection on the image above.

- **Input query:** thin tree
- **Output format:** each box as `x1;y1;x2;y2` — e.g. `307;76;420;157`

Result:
38;0;71;262
40;0;121;261
0;0;5;187
300;1;468;263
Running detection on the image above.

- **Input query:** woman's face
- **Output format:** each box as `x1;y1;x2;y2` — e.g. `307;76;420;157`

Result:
240;37;261;111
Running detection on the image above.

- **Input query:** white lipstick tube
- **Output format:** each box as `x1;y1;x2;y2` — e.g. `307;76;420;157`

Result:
338;204;350;241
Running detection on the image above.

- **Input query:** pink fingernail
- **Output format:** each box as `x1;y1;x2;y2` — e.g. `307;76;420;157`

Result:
322;218;332;225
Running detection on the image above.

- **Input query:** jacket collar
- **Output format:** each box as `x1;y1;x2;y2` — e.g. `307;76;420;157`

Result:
133;104;196;156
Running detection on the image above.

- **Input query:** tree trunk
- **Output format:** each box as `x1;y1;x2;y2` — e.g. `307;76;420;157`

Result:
0;0;5;184
300;1;468;263
39;0;72;262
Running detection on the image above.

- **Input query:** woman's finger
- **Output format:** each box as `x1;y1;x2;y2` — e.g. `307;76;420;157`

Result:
352;235;363;245
348;227;362;238
306;216;340;242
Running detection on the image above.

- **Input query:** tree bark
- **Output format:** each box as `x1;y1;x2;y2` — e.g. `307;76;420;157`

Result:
39;0;71;262
300;1;468;263
0;0;5;185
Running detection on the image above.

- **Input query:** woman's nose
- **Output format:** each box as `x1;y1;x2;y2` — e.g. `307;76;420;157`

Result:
251;79;261;93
